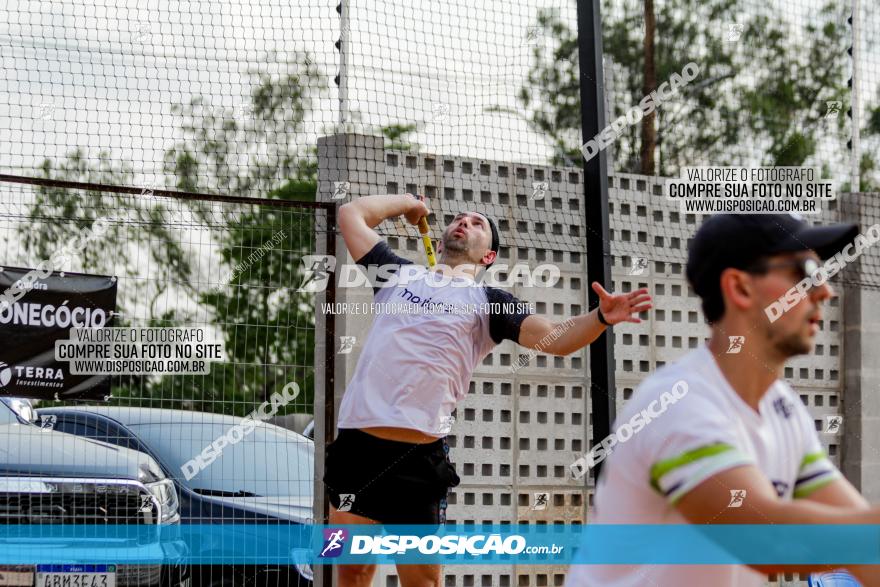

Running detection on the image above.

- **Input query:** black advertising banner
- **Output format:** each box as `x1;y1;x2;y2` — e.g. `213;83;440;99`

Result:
0;267;117;400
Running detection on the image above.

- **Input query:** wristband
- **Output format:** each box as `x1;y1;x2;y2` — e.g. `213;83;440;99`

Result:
597;307;611;326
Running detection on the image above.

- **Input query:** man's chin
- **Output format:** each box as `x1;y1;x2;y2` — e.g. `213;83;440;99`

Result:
443;238;468;253
775;334;813;358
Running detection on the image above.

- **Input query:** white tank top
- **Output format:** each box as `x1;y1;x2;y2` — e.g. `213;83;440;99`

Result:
336;241;533;436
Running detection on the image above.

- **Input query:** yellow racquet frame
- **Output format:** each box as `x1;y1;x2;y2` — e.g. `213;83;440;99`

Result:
417;217;436;268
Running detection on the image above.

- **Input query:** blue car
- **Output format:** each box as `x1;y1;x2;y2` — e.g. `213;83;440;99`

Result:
36;407;314;587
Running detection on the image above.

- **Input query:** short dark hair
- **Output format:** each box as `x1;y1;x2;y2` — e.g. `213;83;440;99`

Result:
700;290;726;324
697;255;773;324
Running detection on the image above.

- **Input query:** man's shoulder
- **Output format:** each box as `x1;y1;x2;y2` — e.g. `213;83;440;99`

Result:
481;285;529;306
355;240;415;267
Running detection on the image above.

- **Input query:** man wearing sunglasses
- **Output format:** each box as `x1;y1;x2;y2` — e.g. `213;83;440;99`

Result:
566;213;880;586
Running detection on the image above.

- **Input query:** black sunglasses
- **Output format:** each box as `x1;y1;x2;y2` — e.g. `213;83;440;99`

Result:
745;256;822;281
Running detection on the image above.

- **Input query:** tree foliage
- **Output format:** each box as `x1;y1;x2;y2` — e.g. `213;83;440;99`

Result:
27;53;323;416
511;0;851;176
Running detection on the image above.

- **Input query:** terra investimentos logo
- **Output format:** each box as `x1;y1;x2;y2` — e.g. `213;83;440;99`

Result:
0;361;63;390
0;362;11;387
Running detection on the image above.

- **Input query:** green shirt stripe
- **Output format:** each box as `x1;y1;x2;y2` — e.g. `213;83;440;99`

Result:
799;451;826;469
649;443;735;491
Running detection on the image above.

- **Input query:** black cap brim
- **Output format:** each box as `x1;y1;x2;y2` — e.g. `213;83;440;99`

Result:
770;222;860;260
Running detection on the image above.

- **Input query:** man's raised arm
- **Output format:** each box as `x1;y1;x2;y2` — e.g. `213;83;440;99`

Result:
518;283;652;355
337;194;429;260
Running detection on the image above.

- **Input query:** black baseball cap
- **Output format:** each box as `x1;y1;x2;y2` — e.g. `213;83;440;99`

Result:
686;214;859;318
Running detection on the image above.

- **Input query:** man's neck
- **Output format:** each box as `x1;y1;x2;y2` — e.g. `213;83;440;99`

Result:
435;254;481;280
706;328;783;412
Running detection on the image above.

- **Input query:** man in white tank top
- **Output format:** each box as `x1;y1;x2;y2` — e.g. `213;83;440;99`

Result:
324;193;653;586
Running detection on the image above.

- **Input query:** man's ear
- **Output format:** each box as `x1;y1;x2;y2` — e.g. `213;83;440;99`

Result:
481;250;498;267
720;268;756;313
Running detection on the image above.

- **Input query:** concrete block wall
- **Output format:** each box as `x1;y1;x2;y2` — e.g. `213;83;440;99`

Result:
840;192;880;503
316;134;859;587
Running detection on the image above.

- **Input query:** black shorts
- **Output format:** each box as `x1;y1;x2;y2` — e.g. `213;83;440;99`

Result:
323;428;461;525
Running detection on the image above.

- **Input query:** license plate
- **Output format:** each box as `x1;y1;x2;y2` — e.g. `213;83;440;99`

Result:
0;566;34;587
35;565;116;587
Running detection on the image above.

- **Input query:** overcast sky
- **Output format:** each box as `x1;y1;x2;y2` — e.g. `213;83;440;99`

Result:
0;0;567;184
0;0;876;187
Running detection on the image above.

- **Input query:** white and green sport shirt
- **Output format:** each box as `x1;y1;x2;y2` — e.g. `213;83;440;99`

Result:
565;344;841;587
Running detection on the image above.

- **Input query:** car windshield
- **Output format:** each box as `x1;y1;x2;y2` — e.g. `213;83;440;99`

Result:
0;401;20;424
132;421;313;497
